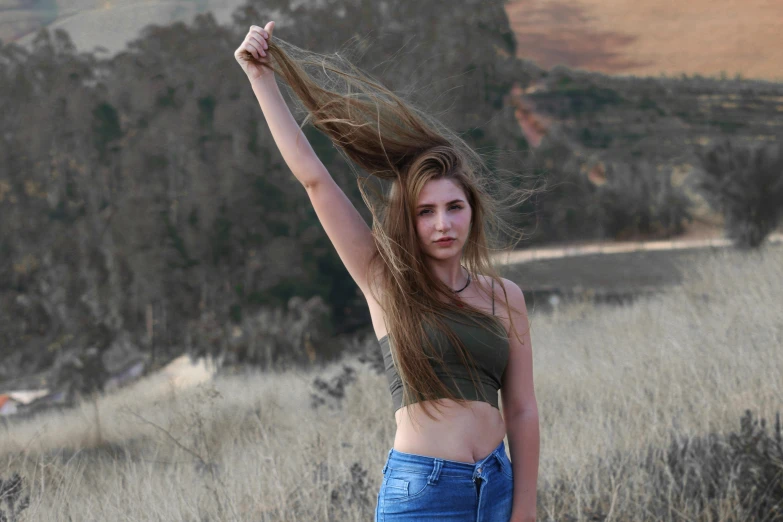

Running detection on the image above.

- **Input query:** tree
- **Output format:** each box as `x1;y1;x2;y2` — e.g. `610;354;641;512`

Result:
695;139;783;249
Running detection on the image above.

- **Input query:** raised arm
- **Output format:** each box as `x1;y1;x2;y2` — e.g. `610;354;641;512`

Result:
250;72;329;189
236;23;378;296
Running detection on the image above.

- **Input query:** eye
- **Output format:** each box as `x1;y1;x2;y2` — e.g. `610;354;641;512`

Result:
418;205;462;216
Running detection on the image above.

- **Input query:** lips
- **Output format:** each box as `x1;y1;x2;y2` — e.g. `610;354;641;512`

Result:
435;237;455;243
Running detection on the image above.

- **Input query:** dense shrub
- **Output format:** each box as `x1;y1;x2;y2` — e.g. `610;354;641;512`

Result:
310;364;357;410
0;473;30;522
543;409;783;521
648;409;783;521
597;160;693;240
696;139;783;248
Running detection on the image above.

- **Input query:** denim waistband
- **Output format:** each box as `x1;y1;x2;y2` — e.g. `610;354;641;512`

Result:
383;438;510;480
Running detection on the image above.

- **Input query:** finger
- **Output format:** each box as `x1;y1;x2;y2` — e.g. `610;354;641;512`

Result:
251;27;268;41
264;21;274;37
246;41;261;60
248;34;266;51
247;25;266;42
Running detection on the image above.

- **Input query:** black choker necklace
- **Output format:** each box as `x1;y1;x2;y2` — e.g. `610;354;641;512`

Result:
453;266;470;293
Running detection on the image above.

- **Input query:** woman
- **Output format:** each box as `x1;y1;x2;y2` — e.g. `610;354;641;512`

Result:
234;21;539;522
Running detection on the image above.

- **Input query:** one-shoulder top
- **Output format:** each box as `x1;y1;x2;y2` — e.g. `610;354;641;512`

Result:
378;279;509;412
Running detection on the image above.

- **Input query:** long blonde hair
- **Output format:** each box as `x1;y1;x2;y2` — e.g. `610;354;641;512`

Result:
240;35;538;423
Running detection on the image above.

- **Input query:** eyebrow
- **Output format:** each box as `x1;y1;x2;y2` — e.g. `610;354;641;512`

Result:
416;199;465;209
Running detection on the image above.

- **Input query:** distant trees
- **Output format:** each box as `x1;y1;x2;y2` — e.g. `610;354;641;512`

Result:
513;132;693;244
522;132;783;248
0;0;535;373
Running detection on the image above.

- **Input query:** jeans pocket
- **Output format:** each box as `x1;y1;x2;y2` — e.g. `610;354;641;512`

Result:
383;469;433;503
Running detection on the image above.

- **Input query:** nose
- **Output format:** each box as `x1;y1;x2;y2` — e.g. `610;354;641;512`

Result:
434;211;450;230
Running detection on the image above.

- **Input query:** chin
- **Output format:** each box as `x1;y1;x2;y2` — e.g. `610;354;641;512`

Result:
429;248;461;259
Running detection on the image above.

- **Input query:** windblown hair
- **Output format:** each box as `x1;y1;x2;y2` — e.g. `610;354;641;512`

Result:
239;33;537;424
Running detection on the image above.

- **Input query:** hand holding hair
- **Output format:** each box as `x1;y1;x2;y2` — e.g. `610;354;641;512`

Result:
234;21;275;82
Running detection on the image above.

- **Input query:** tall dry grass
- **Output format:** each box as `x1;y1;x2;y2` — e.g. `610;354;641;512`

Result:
1;245;781;521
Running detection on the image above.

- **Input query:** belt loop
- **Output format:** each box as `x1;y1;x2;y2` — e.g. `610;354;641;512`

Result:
383;449;392;474
494;448;509;475
428;458;443;485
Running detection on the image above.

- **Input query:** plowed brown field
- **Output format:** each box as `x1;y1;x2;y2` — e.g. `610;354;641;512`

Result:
505;0;783;81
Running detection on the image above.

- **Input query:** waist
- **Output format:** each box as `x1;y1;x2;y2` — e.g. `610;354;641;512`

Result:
393;399;507;463
385;438;510;477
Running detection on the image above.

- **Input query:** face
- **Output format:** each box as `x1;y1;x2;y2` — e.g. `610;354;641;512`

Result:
414;178;472;259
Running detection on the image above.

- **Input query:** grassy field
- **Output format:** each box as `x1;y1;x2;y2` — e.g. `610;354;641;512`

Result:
1;244;781;521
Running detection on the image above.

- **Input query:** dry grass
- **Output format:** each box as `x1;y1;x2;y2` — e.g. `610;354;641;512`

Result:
1;245;781;521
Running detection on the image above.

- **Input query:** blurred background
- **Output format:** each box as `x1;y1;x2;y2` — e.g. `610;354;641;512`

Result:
1;2;783;521
1;0;782;428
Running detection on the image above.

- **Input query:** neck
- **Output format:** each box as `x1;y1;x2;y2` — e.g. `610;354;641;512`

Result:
428;259;468;291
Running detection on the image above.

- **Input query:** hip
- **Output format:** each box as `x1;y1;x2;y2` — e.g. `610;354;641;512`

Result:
376;438;514;521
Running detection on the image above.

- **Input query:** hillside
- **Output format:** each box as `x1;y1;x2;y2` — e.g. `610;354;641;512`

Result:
1;0;241;55
1;0;781;418
3;0;783;81
506;0;783;81
506;67;783;233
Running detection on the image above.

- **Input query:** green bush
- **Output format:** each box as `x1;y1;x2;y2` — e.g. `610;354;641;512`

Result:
597;161;692;240
696;139;783;248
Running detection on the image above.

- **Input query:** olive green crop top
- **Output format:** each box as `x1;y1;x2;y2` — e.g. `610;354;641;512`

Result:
378;280;509;412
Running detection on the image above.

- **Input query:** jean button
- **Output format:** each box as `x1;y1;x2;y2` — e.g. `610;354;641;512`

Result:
477;467;482;473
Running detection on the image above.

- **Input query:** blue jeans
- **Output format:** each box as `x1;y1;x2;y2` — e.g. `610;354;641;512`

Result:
375;438;514;521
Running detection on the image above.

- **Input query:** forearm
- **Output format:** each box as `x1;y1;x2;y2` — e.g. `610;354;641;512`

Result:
250;73;328;188
506;409;540;521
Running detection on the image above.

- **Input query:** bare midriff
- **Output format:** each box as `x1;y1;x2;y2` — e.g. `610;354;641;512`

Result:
392;398;507;463
372;274;509;463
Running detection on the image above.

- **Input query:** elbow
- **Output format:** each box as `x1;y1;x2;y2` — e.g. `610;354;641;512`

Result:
302;178;320;192
298;158;332;191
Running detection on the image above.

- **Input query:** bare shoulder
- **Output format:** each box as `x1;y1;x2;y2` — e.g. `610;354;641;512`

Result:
479;275;522;302
481;275;528;334
477;274;524;320
500;277;526;315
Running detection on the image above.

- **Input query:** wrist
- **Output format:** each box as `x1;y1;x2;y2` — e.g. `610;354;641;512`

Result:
250;71;275;85
510;509;537;522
